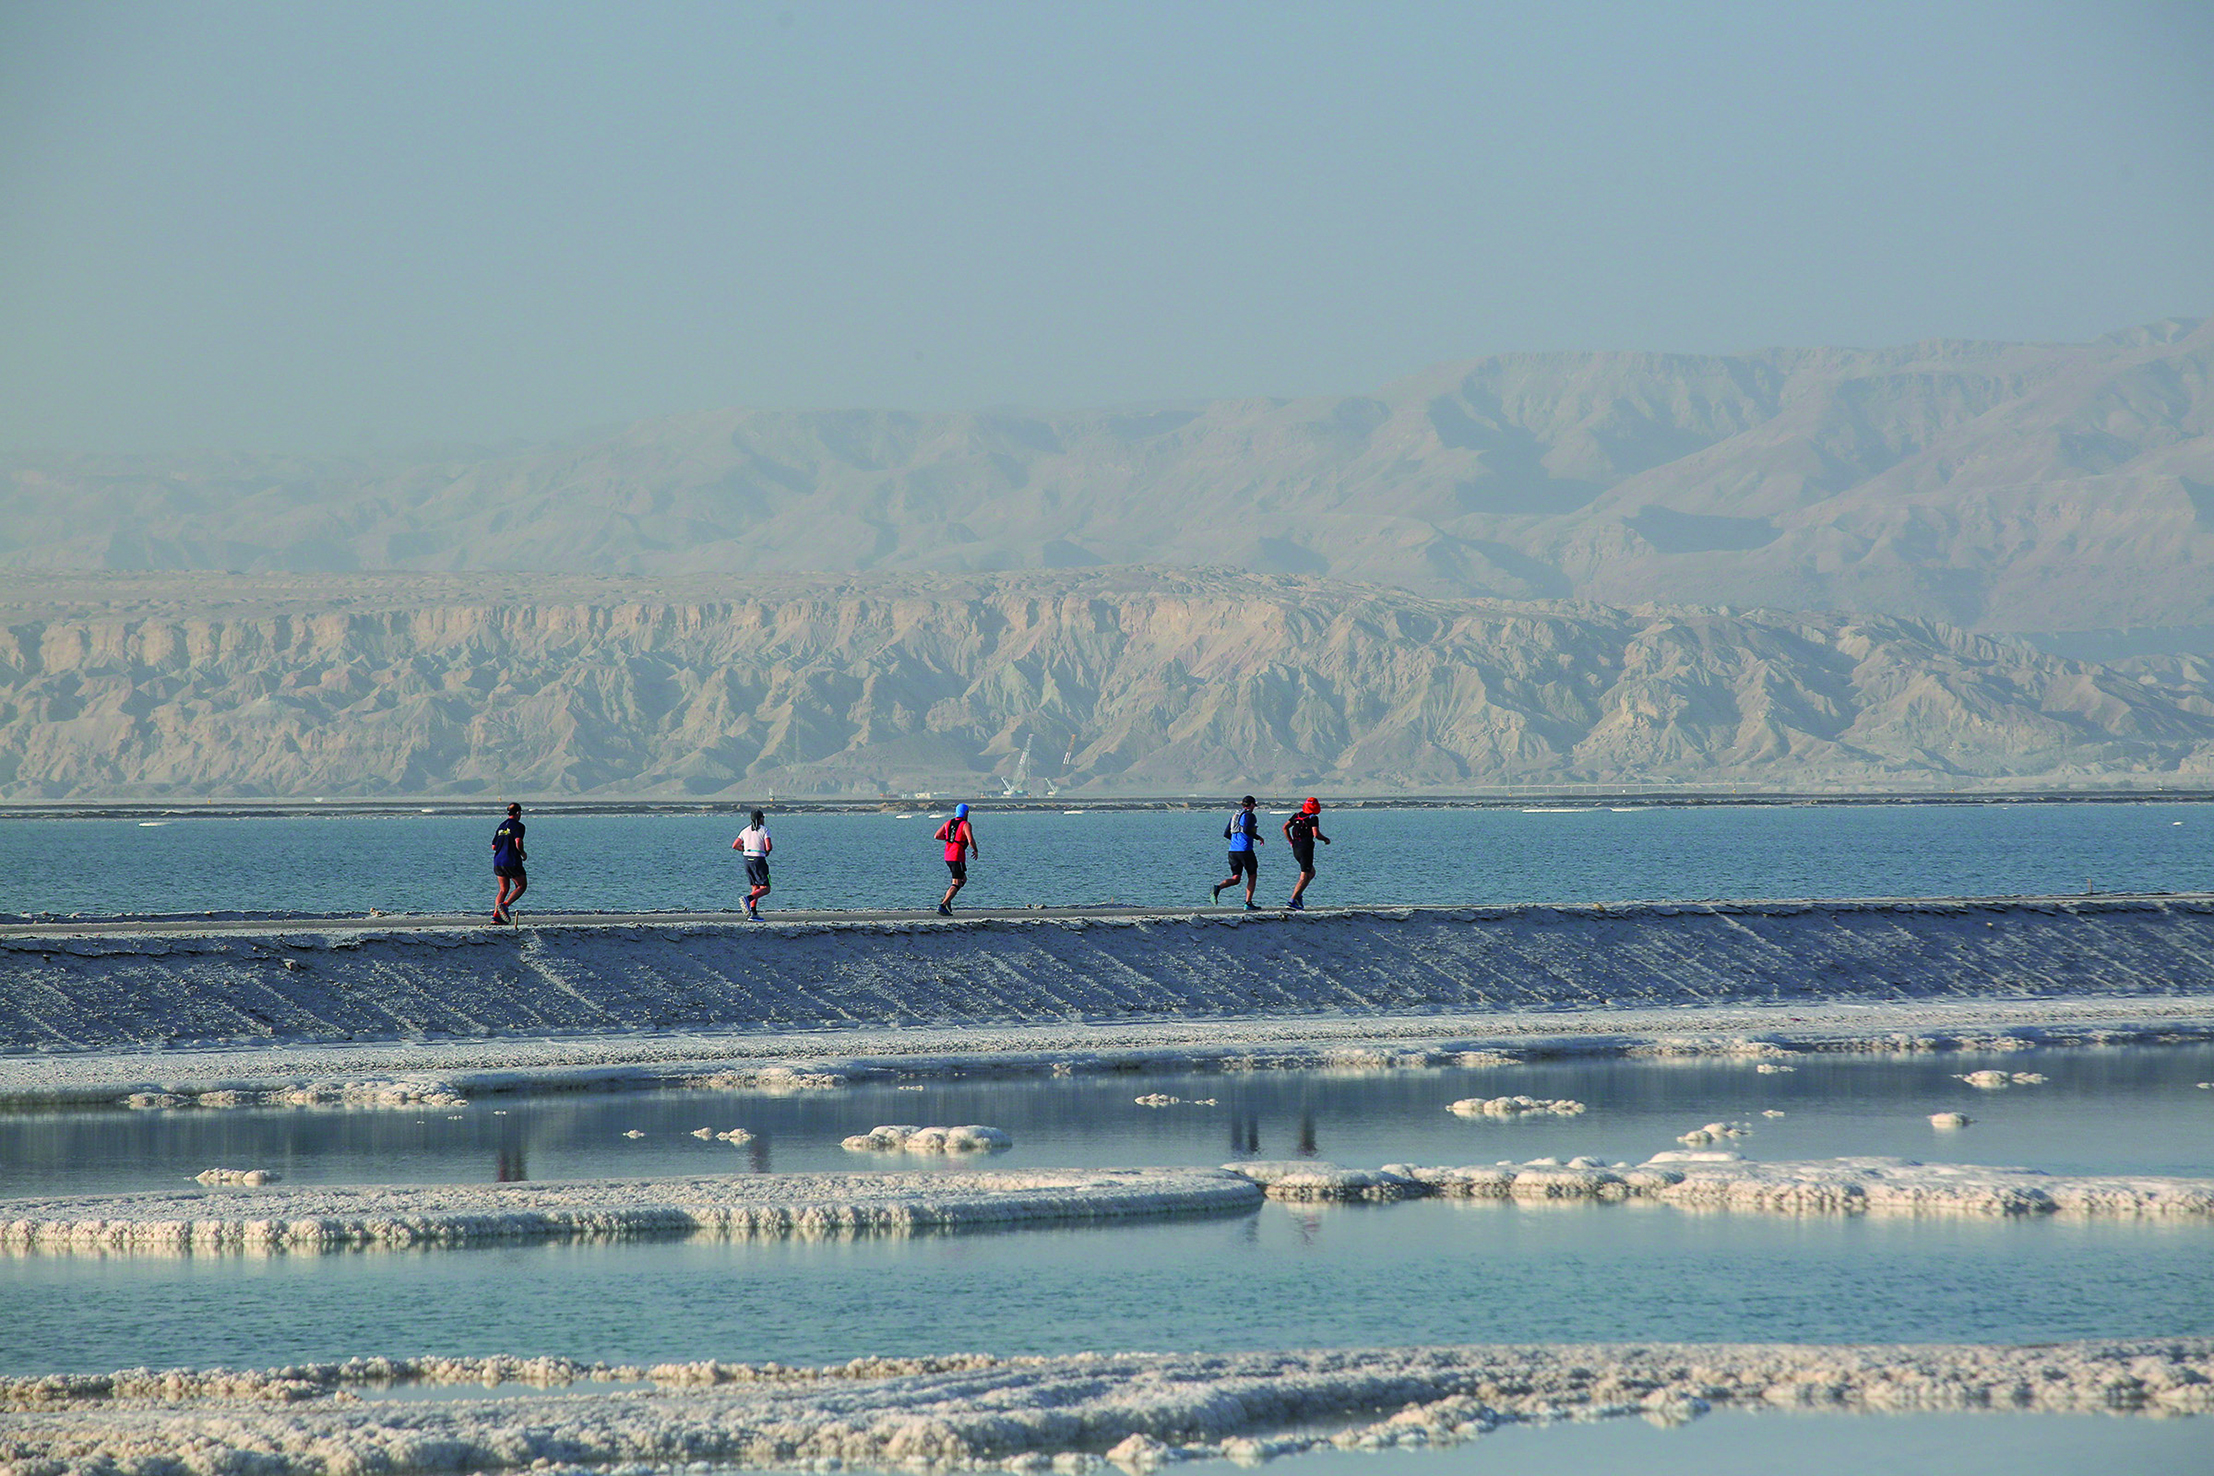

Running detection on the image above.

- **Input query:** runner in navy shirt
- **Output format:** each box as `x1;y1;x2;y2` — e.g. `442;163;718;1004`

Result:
491;802;527;924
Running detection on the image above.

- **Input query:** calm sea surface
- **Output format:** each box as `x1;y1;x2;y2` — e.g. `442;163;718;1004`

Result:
2;802;2208;917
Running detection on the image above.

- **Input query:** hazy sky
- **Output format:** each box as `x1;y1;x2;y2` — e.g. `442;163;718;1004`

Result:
3;0;2210;455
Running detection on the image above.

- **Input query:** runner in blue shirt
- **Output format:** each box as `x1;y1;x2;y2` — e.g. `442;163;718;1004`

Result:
1210;795;1265;910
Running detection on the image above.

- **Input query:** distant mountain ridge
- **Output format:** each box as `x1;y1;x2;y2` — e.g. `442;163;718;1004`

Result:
4;570;2211;799
6;319;2211;638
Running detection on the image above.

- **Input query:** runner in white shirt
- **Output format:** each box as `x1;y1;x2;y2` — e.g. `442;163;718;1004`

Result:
732;809;772;920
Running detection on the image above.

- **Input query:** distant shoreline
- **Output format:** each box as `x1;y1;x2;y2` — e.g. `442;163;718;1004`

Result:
6;786;2214;821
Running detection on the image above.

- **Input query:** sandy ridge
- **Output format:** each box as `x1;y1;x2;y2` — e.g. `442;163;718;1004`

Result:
3;1340;2208;1474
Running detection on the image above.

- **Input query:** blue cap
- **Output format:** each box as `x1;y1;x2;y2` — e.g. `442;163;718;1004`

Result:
954;803;970;818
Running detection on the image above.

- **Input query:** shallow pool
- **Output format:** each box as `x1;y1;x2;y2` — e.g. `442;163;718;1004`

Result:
5;1190;2212;1375
4;1046;2207;1198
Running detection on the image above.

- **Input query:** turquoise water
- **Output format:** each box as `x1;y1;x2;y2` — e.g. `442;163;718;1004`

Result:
2;802;2208;917
3;1199;2208;1375
3;1050;2208;1378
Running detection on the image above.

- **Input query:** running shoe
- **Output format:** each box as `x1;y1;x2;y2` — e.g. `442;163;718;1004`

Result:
1244;901;1261;911
937;902;953;917
1288;897;1305;911
746;903;760;921
1210;883;1225;903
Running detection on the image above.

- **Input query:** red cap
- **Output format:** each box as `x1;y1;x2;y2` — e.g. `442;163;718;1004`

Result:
1302;797;1321;814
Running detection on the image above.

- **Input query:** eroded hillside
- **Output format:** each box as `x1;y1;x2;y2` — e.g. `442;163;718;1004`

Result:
4;571;2210;798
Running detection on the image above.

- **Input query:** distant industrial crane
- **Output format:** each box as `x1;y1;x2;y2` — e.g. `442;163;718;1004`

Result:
1001;735;1034;798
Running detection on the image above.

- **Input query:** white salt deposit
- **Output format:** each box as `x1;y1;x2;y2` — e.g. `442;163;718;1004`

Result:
1930;1112;1973;1128
5;1339;2206;1473
1448;1095;1586;1118
622;1129;646;1139
841;1124;1013;1154
2011;1071;2048;1084
1134;1095;1214;1107
1240;1156;2214;1219
1959;1070;2014;1088
0;1167;1254;1255
191;1168;278;1186
1675;1120;1753;1146
1761;1109;1786;1118
1754;1063;1796;1073
690;1127;755;1144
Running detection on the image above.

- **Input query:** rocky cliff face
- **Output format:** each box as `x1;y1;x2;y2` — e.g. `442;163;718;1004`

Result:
5;321;2210;637
5;572;2210;798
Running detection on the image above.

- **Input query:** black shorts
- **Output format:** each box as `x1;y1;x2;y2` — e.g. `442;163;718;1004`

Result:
495;864;526;883
946;858;968;882
1291;841;1316;875
744;857;771;888
1226;851;1256;879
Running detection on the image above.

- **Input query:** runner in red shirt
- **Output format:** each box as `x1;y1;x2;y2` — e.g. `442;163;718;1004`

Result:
934;803;978;916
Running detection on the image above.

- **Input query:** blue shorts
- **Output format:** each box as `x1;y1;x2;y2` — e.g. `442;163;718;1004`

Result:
1226;851;1256;879
744;857;771;888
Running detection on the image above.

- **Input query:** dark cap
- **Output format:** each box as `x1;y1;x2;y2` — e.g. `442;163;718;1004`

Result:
506;802;521;815
1241;795;1256;807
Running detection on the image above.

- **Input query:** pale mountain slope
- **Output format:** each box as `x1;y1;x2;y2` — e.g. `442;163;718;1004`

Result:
3;571;2210;799
6;322;2211;635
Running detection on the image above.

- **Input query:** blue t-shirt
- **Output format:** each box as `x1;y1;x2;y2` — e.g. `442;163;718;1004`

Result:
1226;809;1258;853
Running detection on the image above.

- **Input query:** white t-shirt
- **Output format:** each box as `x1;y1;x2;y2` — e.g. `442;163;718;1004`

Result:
737;825;771;857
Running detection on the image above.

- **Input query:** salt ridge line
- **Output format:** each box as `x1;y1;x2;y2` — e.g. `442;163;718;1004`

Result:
0;1168;1261;1255
10;1154;2214;1257
4;1341;2209;1476
1226;1156;2214;1217
5;999;2212;1111
7;897;2214;1055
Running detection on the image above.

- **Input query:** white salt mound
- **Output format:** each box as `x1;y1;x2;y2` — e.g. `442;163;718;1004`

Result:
1134;1094;1179;1107
1448;1096;1586;1119
1761;1109;1786;1118
842;1124;1012;1154
193;1168;279;1186
2010;1072;2048;1085
1930;1112;1973;1129
622;1130;646;1139
1958;1070;2013;1089
1675;1121;1752;1146
1754;1063;1796;1074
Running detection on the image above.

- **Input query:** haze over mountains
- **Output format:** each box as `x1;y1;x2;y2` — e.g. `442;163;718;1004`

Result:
7;320;2211;641
7;321;2213;797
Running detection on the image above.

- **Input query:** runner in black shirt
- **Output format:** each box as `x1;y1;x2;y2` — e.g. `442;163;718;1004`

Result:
1282;797;1330;911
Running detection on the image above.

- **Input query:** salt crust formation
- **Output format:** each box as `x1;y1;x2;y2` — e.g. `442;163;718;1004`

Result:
190;1168;278;1187
1;994;2206;1116
7;897;2213;1057
3;1340;2207;1475
12;1153;2209;1258
842;1125;1013;1154
1222;1157;2214;1218
0;1169;1258;1255
1447;1095;1585;1118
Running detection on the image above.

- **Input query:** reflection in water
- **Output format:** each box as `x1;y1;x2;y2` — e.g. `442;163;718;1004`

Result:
1229;1114;1260;1157
1297;1112;1318;1158
747;1135;771;1174
495;1144;528;1182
